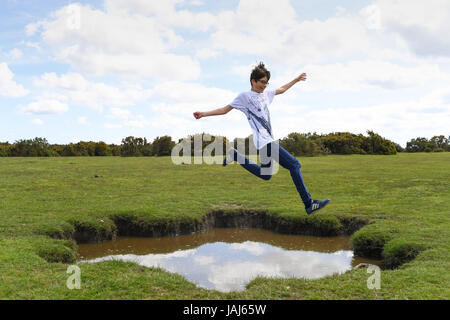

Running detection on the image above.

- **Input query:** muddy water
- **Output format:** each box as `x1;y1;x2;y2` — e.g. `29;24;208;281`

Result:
78;228;380;292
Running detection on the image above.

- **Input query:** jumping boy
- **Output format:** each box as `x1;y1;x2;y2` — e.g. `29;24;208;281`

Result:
193;62;330;215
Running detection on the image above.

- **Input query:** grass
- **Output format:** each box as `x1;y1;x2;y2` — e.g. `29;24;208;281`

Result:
0;153;449;299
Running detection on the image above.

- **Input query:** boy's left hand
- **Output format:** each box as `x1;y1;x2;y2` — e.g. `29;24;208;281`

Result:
296;73;307;82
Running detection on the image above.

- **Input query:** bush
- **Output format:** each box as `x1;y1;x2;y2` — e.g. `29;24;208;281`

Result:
382;238;425;269
406;135;449;152
110;144;121;156
9;137;55;157
94;141;112;156
320;132;367;154
0;142;11;157
121;136;152;156
152;135;176;156
279;132;328;156
352;228;394;259
364;130;397;155
318;131;397;155
34;239;77;263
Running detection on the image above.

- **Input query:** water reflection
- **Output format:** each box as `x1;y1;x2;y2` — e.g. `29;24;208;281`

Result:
79;228;378;292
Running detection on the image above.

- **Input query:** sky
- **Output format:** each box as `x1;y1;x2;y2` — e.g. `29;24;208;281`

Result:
1;0;449;147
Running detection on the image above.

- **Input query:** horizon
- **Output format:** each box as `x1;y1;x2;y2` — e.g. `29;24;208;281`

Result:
3;131;448;149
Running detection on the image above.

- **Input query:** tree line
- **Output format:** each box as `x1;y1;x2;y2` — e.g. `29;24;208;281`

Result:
405;135;450;153
0;132;448;157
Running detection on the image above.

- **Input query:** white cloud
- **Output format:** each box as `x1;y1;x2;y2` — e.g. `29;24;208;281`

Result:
0;63;29;97
105;0;184;16
82;242;354;293
210;0;297;57
195;48;219;59
295;61;448;92
104;123;123;129
32;118;44;125
34;72;152;111
108;107;131;120
360;4;382;31
25;21;45;36
335;6;347;17
194;255;215;266
272;92;450;147
151;81;236;105
22;99;69;115
125;115;152;128
188;0;204;6
7;48;23;59
207;249;352;292
29;3;201;80
158;112;251;143
231;63;257;80
230;242;266;256
361;0;450;57
145;81;243;139
105;0;216;31
208;0;373;64
203;0;450;64
24;42;42;52
36;73;87;91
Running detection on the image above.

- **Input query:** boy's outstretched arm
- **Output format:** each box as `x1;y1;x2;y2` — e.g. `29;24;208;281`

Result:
193;105;233;119
276;73;307;95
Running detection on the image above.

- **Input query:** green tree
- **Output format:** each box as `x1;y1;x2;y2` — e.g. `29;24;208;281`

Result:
430;135;448;152
364;130;397;155
10;137;54;157
0;142;11;157
279;132;328;156
152;136;175;156
121;136;151;156
406;137;429;152
110;144;121;156
94;142;111;156
321;132;366;154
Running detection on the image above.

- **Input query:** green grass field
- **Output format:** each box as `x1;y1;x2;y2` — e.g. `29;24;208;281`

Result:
0;153;449;299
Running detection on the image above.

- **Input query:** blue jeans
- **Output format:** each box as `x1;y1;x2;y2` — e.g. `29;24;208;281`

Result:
234;142;312;208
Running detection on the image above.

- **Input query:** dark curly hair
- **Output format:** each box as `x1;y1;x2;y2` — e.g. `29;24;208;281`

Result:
250;62;270;85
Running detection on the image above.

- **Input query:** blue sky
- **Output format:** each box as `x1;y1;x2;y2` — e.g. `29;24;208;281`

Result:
1;0;449;147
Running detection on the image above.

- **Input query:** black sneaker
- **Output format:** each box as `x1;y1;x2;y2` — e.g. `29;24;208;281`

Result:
306;199;330;215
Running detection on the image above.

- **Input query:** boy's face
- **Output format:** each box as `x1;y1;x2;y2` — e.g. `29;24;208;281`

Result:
251;76;268;93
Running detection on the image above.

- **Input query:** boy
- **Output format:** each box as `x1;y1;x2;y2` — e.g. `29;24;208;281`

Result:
193;62;330;215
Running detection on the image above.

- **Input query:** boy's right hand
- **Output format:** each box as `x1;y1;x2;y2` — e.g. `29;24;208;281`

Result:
193;112;203;119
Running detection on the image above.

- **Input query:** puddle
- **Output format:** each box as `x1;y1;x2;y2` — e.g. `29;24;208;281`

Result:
78;228;380;292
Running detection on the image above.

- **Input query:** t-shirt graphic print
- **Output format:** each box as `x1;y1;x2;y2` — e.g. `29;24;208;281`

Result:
230;89;276;150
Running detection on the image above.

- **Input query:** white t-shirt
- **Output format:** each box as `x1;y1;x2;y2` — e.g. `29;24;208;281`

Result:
230;89;276;150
